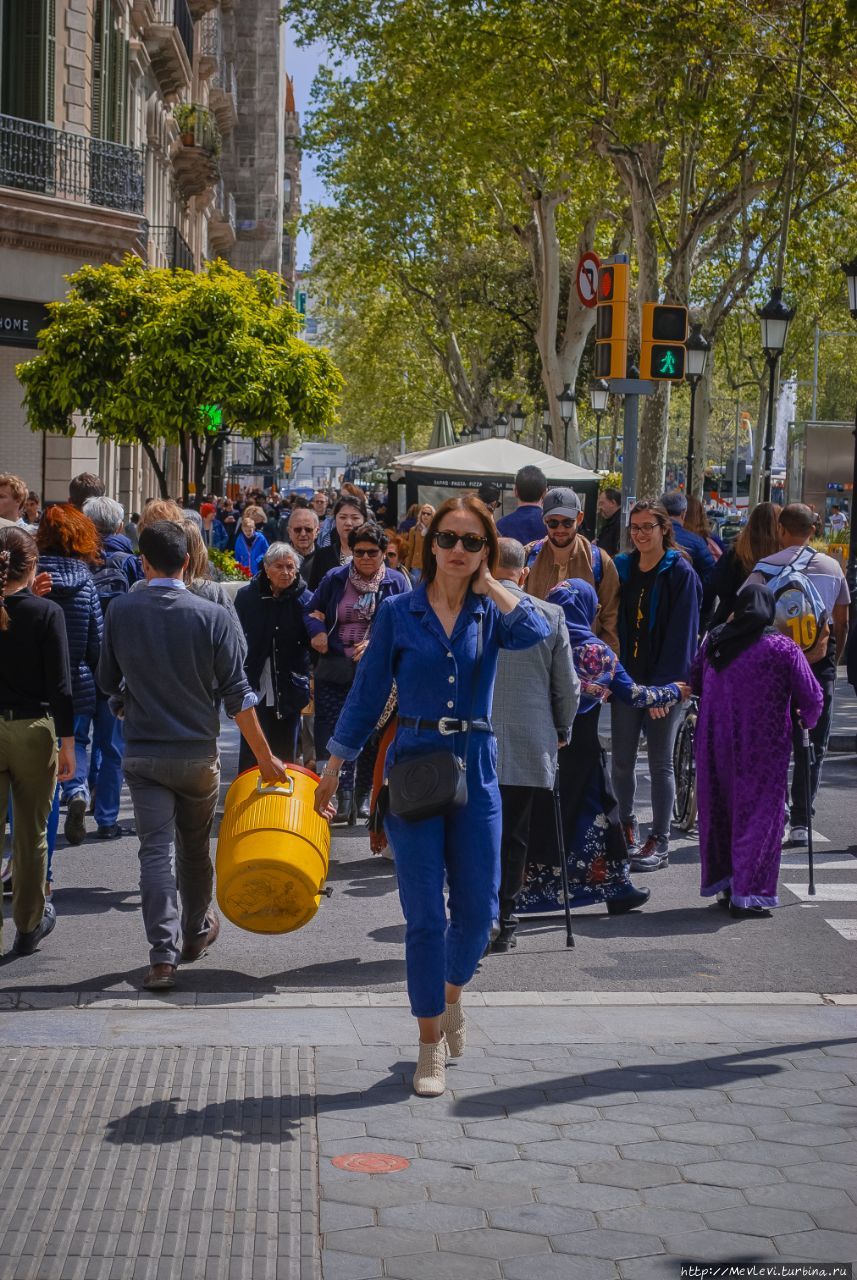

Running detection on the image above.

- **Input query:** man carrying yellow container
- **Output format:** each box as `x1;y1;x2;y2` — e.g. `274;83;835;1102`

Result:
96;521;287;992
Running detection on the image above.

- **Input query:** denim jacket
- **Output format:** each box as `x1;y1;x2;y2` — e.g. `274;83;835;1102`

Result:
328;582;550;767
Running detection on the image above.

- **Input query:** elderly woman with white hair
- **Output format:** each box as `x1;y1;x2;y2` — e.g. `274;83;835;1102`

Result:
234;542;313;773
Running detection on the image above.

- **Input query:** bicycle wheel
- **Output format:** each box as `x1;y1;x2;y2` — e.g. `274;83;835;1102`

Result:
672;707;698;831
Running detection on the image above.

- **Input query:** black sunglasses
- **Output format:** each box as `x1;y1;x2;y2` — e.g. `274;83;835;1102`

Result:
352;547;382;558
434;531;488;553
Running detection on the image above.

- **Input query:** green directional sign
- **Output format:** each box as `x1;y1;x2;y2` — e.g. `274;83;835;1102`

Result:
644;343;685;381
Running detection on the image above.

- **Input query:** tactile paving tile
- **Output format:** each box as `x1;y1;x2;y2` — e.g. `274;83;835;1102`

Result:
0;1046;305;1280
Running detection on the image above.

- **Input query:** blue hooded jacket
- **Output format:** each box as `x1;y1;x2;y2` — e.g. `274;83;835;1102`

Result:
613;548;701;684
38;555;103;716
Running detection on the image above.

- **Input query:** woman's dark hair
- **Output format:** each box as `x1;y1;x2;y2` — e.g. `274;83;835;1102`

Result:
627;500;686;557
36;502;101;563
735;501;781;572
348;521;388;552
421;497;500;585
333;494;368;520
0;527;39;632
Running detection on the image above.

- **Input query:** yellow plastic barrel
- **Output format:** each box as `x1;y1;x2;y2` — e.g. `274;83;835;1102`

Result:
215;765;330;934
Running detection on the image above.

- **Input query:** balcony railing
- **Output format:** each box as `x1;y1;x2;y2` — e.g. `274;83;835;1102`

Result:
210;59;238;132
152;0;194;63
199;9;221;62
0;113;145;213
148;224;195;271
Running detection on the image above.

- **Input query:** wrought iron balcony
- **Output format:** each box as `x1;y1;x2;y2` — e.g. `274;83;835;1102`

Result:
145;0;193;95
0;113;144;213
209;59;238;134
148;224;195;271
198;9;221;78
208;180;236;254
172;106;221;199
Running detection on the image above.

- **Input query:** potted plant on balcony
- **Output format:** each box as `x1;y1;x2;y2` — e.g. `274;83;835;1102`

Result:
173;103;198;146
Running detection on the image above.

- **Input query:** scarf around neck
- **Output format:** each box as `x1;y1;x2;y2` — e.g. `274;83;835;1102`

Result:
348;560;386;621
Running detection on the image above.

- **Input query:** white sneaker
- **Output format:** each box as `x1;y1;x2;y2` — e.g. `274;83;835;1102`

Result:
789;825;809;846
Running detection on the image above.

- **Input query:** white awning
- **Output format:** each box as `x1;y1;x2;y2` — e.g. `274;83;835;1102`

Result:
393;437;600;483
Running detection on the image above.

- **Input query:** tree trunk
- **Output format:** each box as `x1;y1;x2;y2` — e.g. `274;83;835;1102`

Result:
191;432;214;503
178;431;191;507
690;361;714;499
139;439;169;499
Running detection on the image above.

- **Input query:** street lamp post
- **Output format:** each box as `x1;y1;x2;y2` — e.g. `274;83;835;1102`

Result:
510;403;526;443
494;412;511;439
684;323;711;496
589;379;610;471
842;257;857;601
758;286;796;502
542;406;553;453
556;383;577;461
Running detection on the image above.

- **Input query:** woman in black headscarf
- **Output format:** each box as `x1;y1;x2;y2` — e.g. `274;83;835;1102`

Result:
690;584;823;919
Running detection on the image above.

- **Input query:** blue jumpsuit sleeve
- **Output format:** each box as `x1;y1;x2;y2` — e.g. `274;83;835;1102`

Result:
327;598;396;761
609;658;681;708
494;597;551;650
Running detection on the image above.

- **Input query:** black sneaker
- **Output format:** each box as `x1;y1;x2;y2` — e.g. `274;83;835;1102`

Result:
64;796;87;846
14;902;57;955
96;823;124;839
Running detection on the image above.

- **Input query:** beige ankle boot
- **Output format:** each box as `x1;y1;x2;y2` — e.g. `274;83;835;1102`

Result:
441;999;465;1057
413;1038;447;1096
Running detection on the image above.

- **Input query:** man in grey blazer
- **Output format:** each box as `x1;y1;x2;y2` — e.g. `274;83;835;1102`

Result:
490;538;580;952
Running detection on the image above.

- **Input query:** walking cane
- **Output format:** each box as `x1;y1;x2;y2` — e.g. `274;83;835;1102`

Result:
552;775;575;949
801;723;816;897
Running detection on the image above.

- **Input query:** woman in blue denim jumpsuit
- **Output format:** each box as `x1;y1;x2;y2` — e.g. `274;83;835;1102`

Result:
314;497;549;1095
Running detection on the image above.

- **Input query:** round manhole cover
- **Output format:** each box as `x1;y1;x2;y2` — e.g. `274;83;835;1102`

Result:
331;1153;410;1174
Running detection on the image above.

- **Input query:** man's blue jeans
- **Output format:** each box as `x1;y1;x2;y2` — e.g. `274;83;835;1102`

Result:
61;699;124;826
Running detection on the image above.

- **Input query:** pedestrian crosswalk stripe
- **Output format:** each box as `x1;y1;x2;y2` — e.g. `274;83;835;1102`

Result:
784;883;857;902
826;920;857;940
780;856;857;871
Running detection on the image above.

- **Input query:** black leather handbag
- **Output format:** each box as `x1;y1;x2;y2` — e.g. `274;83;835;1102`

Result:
387;617;483;823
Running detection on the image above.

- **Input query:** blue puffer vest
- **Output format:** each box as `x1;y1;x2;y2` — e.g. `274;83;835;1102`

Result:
38;555;104;717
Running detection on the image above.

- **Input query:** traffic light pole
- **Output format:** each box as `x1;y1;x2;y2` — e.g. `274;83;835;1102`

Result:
686;376;699;496
608;377;655;549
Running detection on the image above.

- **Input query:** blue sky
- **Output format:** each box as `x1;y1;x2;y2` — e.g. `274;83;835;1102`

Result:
282;22;330;268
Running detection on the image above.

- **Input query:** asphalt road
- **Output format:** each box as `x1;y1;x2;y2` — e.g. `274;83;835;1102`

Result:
2;681;855;1000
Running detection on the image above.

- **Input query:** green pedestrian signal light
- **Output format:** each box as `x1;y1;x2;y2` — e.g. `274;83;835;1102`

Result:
640;303;688;382
200;404;223;433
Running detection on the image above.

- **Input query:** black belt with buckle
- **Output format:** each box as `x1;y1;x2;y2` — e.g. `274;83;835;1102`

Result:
0;706;48;722
398;716;493;736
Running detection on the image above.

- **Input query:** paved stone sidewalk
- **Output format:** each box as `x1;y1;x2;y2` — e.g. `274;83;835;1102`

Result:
315;1033;857;1280
0;1004;855;1279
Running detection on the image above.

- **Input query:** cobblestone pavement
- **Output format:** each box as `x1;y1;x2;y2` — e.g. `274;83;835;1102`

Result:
0;1005;855;1279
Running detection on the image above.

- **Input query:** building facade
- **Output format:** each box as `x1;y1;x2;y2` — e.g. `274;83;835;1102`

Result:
0;0;285;512
280;73;300;299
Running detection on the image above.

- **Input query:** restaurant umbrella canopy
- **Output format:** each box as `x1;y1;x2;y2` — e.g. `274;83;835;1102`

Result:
427;410;457;450
389;437;602;528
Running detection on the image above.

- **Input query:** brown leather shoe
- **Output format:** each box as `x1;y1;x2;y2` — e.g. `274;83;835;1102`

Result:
180;911;220;964
142;963;177;991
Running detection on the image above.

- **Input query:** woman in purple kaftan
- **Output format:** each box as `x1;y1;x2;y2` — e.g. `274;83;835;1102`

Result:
690;584;823;918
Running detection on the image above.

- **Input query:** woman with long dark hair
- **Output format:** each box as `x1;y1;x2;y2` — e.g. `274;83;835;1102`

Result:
709;502;781;629
611;500;701;872
36;505;103;870
692;584;822;917
0;527;75;953
313;497;549;1096
306;522;409;823
305;495;367;591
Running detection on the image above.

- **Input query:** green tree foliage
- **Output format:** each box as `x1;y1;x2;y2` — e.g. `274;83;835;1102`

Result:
18;257;343;502
287;0;856;492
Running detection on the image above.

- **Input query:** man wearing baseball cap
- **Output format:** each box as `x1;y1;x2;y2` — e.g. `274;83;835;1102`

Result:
525;487;620;654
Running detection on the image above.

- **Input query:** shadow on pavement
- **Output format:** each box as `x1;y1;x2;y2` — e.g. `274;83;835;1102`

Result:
103;1097;299;1145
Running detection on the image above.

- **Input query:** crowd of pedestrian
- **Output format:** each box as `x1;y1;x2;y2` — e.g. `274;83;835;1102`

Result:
0;460;852;1096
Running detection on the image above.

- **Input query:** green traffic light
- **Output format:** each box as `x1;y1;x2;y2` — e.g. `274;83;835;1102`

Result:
659;350;677;376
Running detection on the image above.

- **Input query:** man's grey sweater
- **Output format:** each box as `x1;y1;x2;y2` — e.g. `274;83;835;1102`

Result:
96;584;253;758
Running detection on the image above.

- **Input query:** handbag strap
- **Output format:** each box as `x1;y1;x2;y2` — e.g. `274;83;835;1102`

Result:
459;613;484;763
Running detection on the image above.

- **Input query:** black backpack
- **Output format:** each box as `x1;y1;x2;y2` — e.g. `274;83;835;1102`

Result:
92;552;133;613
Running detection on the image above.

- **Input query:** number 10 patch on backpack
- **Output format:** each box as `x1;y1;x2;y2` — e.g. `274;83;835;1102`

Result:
755;547;828;653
